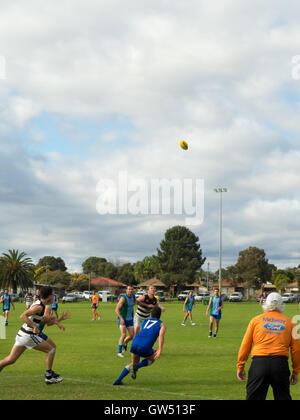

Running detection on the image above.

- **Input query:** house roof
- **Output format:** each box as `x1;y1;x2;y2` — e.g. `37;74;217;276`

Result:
212;280;234;287
184;282;201;287
138;278;167;288
91;277;127;287
286;281;298;288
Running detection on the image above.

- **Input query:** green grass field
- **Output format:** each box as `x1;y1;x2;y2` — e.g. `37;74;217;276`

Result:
1;301;300;400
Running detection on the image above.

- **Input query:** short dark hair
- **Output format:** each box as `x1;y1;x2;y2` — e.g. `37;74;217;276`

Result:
151;305;162;319
39;286;53;300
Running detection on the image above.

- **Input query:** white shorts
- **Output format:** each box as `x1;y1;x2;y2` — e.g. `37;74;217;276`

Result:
15;331;43;349
134;313;149;328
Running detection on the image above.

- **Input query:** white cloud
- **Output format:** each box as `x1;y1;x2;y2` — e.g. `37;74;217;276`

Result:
1;1;300;272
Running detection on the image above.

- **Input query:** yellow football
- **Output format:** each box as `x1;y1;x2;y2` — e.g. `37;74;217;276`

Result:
179;140;188;150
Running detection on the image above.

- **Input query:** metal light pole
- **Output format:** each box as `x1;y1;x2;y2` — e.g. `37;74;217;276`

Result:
206;262;210;291
214;188;228;293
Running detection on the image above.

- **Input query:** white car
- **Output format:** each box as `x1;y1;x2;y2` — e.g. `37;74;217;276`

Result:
177;290;193;301
135;290;147;298
82;291;93;300
74;291;84;299
62;293;77;303
195;292;211;302
229;292;243;302
282;293;297;303
98;291;116;301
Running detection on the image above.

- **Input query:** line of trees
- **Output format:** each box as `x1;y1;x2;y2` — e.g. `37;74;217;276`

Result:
1;226;300;293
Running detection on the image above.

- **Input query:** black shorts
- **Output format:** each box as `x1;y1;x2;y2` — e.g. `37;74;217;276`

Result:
247;356;291;400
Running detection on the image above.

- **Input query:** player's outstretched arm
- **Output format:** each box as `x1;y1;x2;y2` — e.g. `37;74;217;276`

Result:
158;302;165;312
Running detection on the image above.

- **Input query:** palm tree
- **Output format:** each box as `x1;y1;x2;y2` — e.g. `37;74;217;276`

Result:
0;249;34;292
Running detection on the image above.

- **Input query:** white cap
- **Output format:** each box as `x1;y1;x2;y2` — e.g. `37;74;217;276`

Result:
266;292;283;305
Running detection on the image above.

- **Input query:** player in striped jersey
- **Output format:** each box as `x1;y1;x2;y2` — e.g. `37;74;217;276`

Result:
0;286;63;384
24;289;34;309
134;286;165;336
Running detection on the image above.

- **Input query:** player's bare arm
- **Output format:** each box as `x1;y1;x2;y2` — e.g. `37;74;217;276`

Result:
136;295;155;309
206;297;212;316
183;297;188;312
154;323;166;360
158;301;165;312
116;297;125;324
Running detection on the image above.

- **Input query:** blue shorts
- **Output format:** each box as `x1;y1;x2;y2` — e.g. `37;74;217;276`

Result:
210;313;221;320
2;308;10;312
39;332;48;341
51;305;58;311
118;318;134;328
130;342;154;358
186;307;193;312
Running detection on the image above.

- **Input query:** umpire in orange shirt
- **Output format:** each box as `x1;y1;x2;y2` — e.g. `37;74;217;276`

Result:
237;292;300;400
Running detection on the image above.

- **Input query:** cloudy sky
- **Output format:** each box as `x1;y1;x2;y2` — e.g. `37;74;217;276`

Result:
1;0;300;273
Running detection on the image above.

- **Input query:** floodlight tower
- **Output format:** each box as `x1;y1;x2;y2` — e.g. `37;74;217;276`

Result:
214;188;228;293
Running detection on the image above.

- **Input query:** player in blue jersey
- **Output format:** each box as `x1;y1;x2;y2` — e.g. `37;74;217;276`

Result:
181;291;196;326
115;285;136;358
0;289;15;326
206;288;223;338
113;306;166;385
51;293;59;318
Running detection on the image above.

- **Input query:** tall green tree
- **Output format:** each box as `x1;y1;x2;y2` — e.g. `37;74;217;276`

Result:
274;273;290;292
116;263;137;285
156;226;206;287
235;246;275;289
97;261;118;279
0;249;34;292
38;270;71;288
36;256;67;272
69;273;89;291
134;256;161;283
82;257;107;275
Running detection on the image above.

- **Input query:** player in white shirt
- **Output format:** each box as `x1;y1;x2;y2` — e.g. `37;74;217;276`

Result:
0;286;63;384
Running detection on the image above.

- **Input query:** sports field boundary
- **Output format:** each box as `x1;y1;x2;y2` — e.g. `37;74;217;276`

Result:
4;374;223;400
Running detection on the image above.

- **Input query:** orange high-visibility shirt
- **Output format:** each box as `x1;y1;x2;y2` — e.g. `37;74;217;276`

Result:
92;294;99;305
237;311;300;376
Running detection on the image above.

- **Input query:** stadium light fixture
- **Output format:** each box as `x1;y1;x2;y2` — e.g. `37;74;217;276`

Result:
214;188;228;292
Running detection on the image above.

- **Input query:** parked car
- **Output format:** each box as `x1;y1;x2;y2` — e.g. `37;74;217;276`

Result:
98;291;116;302
62;293;77;303
177;290;192;301
74;291;84;299
282;293;297;303
155;290;166;302
294;294;300;303
229;292;243;302
221;293;229;302
82;291;93;300
195;292;210;302
135;290;147;298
